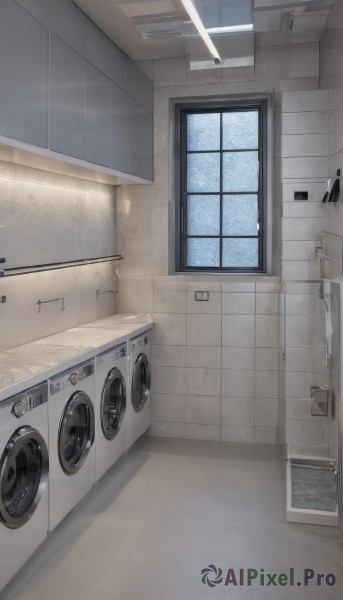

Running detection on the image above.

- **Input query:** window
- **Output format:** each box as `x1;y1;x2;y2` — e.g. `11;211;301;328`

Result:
175;100;268;273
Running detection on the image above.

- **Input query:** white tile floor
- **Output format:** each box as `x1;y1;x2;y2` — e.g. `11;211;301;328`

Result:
1;437;343;600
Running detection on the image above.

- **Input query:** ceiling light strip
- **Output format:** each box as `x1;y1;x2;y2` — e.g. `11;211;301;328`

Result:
179;0;221;63
206;24;253;34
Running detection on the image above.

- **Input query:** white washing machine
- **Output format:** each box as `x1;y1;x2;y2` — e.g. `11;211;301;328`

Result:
0;382;49;592
127;331;151;449
49;360;95;532
95;342;128;481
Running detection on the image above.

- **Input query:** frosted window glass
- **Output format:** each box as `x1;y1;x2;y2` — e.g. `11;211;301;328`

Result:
223;151;258;192
223;195;258;236
187;113;220;151
188;238;220;267
222;238;258;268
188;195;220;235
187;153;220;192
223;111;259;150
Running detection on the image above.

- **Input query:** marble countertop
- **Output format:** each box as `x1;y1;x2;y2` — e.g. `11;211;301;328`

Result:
0;314;153;402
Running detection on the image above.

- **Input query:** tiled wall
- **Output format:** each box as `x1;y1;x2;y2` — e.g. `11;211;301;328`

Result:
117;43;321;444
320;0;343;238
0;161;117;352
319;0;343;459
281;90;330;456
118;276;282;443
281;89;329;281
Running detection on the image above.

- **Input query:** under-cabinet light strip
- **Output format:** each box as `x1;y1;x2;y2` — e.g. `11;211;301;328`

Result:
179;0;221;63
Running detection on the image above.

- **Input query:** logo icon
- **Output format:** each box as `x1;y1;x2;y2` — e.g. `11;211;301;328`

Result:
201;565;223;588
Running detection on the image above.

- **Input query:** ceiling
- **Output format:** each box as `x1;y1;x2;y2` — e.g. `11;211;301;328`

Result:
74;0;334;62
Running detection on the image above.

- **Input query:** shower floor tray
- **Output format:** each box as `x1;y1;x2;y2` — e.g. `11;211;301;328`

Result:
286;456;339;527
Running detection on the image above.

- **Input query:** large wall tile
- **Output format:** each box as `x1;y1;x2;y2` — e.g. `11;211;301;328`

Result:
151;367;186;395
255;371;279;399
222;369;255;398
222;347;255;370
256;44;319;80
285;348;327;373
154;290;186;313
151;345;186;367
186;346;221;369
186;424;220;441
282;157;328;179
221;397;254;427
118;276;153;312
149;422;187;438
286;420;329;445
282;90;328;113
186;395;221;425
282;134;328;158
285;315;325;348
151;393;186;423
221;426;254;443
222;293;255;315
187;314;221;347
186;368;221;397
152;313;187;346
256;315;279;348
255;428;279;445
255;398;278;427
222;315;255;347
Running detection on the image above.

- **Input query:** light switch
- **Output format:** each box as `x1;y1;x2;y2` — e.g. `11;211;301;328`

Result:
195;291;209;301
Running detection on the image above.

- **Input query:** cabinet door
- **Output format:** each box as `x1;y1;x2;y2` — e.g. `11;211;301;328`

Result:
131;100;153;181
131;62;153;113
111;44;131;93
111;84;132;175
0;0;48;148
50;0;85;56
49;34;84;160
14;0;49;27
85;18;111;78
85;63;111;167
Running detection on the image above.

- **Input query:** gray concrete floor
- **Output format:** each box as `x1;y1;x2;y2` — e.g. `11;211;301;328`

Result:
1;437;343;600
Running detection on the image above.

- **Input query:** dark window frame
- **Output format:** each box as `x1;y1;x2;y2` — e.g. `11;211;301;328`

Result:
175;99;268;273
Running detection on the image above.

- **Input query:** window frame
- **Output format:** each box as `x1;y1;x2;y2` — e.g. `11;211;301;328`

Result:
174;97;270;274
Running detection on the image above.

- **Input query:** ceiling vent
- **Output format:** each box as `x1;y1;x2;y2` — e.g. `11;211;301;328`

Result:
119;0;193;39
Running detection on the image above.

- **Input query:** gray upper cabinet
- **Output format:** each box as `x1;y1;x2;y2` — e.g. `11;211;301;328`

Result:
85;63;111;168
14;0;49;27
131;99;153;181
85;18;111;79
111;83;132;175
131;62;153;113
111;45;131;93
50;0;85;56
0;0;49;148
49;34;84;160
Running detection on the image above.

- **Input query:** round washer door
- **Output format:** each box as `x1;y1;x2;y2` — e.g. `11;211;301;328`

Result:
101;368;126;440
58;391;95;475
0;427;49;529
132;353;151;413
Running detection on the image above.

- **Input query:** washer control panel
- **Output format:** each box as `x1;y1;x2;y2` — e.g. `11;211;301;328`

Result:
11;382;48;419
130;332;150;352
50;361;94;395
96;343;127;369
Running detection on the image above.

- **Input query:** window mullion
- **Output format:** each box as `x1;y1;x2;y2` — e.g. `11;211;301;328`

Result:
220;112;223;269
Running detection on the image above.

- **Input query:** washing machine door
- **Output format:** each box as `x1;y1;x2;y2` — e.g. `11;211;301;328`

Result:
0;427;49;529
132;353;151;413
58;392;95;475
101;368;126;440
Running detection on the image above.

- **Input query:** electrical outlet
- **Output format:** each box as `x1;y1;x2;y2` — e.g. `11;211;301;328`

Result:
195;291;209;301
